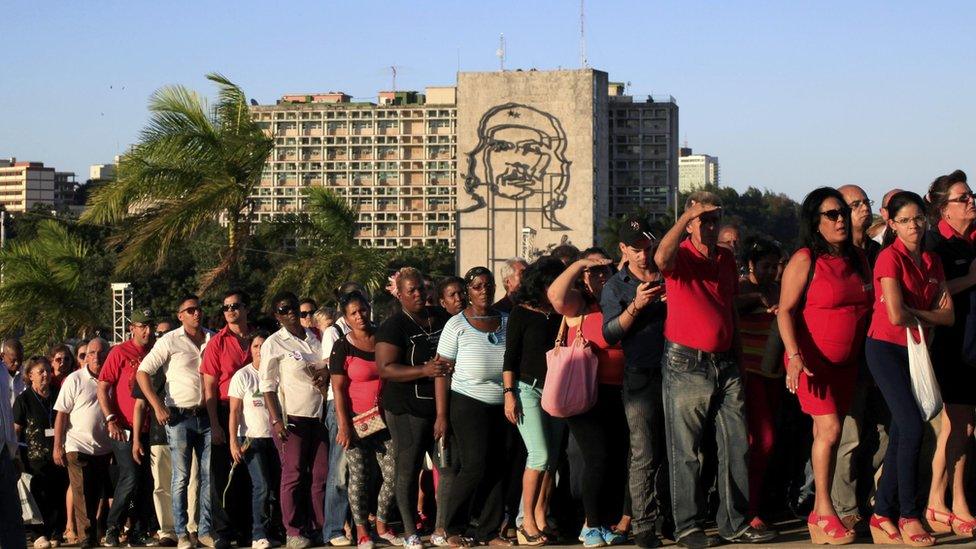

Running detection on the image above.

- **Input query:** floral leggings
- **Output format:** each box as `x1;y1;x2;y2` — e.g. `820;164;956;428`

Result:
347;431;397;527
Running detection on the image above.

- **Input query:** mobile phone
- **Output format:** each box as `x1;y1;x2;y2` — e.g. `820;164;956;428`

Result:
643;279;663;290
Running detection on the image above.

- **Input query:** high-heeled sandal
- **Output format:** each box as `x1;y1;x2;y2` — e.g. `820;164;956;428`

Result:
869;515;902;545
807;512;856;545
516;527;546;547
925;507;976;537
897;518;935;547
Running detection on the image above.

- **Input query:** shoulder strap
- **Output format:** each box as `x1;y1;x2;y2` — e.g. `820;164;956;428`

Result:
554;316;568;347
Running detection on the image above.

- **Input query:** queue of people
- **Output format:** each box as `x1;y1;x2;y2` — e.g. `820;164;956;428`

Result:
1;171;976;549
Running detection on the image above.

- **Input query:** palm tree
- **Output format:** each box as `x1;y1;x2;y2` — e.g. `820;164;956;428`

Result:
262;187;387;308
81;73;274;294
0;220;103;354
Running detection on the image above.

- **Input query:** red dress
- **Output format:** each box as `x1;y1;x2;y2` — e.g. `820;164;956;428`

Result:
787;249;872;415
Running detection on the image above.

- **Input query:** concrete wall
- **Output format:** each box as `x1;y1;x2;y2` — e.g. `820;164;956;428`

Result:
456;69;609;289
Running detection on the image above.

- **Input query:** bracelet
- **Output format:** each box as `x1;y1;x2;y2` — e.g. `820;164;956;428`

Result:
270;418;281;426
503;387;516;394
787;352;802;361
105;414;117;423
624;306;636;318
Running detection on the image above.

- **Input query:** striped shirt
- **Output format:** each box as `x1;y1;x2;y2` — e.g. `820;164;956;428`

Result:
436;312;508;405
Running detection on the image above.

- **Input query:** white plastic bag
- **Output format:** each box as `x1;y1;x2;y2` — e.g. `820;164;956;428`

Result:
906;320;943;421
18;472;42;525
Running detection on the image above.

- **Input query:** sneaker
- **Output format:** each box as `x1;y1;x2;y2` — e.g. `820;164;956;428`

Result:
308;534;325;548
602;528;627;546
723;525;777;544
104;530;122;547
127;532;153;547
376;532;404;546
330;536;353;547
34;537;52;549
286;537;310;549
675;531;721;549
252;540;272;549
177;537;194;549
580;527;606;548
356;536;374;549
634;532;662;549
403;534;423;549
197;535;216;548
428;533;449;547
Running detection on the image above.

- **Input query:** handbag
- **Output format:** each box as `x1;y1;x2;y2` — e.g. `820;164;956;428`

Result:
541;315;599;418
906;319;943;421
352;405;387;439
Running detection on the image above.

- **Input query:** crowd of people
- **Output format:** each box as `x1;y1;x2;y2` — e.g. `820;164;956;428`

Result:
1;170;976;549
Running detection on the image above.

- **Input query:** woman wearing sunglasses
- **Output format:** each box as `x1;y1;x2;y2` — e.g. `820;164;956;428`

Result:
778;187;873;545
924;171;976;538
547;247;631;546
259;291;328;548
433;267;509;547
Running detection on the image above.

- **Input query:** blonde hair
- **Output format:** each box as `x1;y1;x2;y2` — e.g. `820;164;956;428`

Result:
313;306;339;326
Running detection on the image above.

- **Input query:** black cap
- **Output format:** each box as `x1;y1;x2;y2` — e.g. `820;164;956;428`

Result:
618;216;656;247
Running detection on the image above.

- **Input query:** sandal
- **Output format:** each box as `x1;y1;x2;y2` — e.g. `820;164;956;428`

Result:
897;518;935;547
486;537;514;547
446;535;472;548
807;512;855;545
869;515;902;545
925;507;976;537
515;527;545;547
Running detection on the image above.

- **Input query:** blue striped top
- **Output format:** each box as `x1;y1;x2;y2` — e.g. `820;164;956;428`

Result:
436;311;508;405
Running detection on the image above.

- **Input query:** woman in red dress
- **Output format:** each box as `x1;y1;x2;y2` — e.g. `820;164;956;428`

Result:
778;187;873;545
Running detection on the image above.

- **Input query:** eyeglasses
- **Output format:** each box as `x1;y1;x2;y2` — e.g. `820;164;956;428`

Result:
275;305;297;315
77;352;86;360
848;198;873;210
818;208;850;222
299;310;315;318
179;306;201;316
946;192;975;204
893;215;927;226
222;302;244;312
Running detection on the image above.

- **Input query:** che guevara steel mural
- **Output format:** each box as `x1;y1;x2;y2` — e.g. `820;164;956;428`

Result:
461;103;572;230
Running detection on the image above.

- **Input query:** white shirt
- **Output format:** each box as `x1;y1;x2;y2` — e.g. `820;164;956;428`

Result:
138;326;213;408
0;368;17;457
320;318;350;401
54;367;111;456
228;364;271;438
259;327;324;419
4;365;24;407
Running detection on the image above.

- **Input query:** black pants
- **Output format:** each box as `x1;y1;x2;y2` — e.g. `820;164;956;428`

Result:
28;459;68;540
386;410;436;536
0;450;25;549
211;403;250;543
567;384;629;528
443;392;507;540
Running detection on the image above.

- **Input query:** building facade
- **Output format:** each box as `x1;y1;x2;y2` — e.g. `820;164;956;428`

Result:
678;150;720;193
0;159;56;213
249;87;458;249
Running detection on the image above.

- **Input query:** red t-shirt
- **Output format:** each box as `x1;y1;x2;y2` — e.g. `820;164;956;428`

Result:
868;238;946;347
199;327;251;401
662;238;739;353
568;310;624;385
329;338;382;415
98;339;149;431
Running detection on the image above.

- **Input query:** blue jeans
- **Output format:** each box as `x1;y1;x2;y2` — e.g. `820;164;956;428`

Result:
107;436;152;535
661;342;749;540
622;369;668;538
322;400;349;541
244;437;276;541
166;412;212;538
515;380;566;471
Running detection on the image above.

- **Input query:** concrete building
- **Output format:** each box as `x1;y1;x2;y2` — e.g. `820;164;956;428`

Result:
679;148;719;192
250;87;458;249
607;82;679;220
89;162;117;182
0;158;56;212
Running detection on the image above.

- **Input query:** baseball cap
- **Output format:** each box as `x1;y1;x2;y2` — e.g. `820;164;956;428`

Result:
130;308;155;325
618;216;657;247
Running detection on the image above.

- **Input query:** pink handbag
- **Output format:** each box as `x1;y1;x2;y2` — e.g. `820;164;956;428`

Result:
542;315;599;418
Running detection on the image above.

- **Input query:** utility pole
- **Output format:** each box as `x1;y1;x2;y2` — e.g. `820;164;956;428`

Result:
579;0;588;69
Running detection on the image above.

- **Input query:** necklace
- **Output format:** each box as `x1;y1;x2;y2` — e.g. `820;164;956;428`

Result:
523;305;552;319
403;309;432;337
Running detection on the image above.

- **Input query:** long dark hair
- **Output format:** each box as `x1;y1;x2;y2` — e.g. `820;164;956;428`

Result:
799;187;867;281
514;256;566;309
882;191;928;249
924;170;968;225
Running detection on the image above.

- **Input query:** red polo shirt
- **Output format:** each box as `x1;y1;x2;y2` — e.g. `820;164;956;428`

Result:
200;326;251;401
99;339;149;431
868;237;945;347
939;219;974;244
662;238;739;353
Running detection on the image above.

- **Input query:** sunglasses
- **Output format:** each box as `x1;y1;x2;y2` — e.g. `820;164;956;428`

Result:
179;306;202;316
818;208;850;222
946;192;975;204
299;310;315;318
275;305;297;315
222;302;244;312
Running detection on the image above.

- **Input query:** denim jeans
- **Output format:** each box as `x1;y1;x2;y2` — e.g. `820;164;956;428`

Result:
244;437;277;541
166;412;212;538
322;400;349;541
661;342;749;540
107;436;153;535
622;369;668;538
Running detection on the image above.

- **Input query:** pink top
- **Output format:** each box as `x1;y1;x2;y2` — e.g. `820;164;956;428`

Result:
328;337;382;415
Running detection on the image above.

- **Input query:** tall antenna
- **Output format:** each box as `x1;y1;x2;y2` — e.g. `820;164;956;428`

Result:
390;66;397;92
496;33;506;71
579;0;588;68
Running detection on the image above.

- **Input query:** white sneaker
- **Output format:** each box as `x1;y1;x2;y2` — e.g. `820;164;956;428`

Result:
33;537;51;549
403;534;423;549
377;532;404;546
330;536;353;547
252;540;272;549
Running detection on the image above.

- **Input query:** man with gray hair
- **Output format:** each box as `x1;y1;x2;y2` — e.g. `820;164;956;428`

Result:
493;257;528;314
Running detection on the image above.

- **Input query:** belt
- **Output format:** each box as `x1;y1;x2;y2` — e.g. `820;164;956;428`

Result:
168;405;205;417
665;341;734;363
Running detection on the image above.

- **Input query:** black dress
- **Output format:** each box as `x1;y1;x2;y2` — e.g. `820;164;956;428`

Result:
927;223;976;405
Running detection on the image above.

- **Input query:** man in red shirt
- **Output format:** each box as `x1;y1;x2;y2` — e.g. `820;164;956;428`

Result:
200;289;253;548
654;191;774;548
97;308;156;547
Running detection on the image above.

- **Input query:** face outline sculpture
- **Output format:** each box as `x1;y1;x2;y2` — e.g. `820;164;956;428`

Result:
462;103;571;229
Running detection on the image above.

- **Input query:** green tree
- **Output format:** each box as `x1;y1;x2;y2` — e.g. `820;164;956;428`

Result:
81;73;274;295
0;220;106;354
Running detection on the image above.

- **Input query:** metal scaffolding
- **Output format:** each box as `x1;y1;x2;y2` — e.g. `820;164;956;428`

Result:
111;282;132;344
